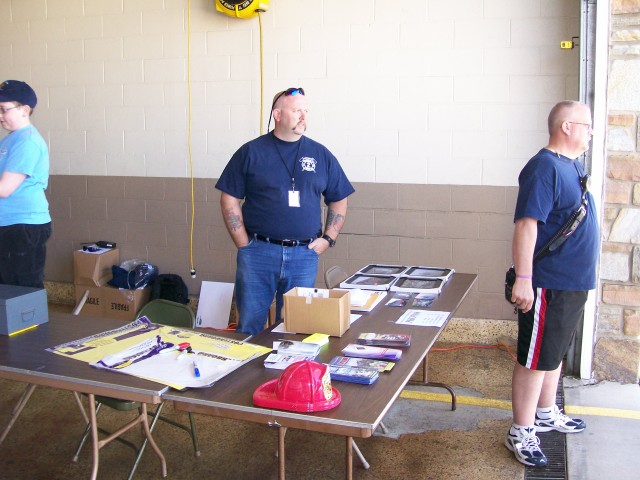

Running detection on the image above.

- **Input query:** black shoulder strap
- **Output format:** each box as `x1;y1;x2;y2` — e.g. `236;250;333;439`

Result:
533;162;590;264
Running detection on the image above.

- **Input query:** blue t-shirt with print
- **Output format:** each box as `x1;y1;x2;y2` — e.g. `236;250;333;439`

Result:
216;132;354;240
0;124;51;226
514;149;599;291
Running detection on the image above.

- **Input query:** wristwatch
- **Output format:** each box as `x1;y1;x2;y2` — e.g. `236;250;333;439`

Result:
321;234;336;247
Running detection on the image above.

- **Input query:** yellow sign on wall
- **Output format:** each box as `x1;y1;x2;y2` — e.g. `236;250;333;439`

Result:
215;0;270;19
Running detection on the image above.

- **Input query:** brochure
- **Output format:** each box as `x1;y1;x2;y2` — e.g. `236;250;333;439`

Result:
329;355;395;373
356;332;411;347
328;364;379;384
263;339;322;369
264;353;316;370
272;339;322;356
341;344;402;361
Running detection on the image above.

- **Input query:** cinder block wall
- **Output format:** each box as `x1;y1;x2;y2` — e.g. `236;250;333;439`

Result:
44;175;519;321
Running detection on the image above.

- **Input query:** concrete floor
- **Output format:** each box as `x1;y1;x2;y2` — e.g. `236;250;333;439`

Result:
1;306;639;479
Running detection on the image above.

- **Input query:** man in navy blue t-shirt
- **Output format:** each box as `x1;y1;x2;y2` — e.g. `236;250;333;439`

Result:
505;101;599;468
216;88;354;336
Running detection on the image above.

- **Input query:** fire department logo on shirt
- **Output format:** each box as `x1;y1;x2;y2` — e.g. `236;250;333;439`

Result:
299;157;316;173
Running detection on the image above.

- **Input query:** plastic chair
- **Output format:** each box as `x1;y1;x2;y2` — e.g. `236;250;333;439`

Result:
136;298;195;328
72;299;200;480
324;265;349;289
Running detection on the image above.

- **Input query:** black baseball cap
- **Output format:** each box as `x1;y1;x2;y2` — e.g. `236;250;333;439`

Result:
0;80;37;108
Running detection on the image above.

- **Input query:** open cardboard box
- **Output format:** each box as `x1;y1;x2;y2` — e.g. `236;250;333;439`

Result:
74;284;150;321
73;248;119;286
284;287;350;337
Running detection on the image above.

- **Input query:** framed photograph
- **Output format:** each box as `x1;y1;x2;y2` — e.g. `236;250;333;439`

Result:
357;264;408;276
404;266;454;282
339;274;396;291
390;276;444;294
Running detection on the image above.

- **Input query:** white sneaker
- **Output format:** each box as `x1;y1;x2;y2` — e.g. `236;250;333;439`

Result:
504;426;548;467
535;405;586;433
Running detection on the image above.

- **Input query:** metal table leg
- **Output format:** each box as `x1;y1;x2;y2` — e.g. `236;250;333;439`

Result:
278;426;287;480
0;384;37;445
408;355;457;410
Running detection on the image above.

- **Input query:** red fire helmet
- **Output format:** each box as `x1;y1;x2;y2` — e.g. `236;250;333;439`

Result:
253;360;341;412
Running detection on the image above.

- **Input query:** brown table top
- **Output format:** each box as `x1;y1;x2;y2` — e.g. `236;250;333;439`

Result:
0;313;167;403
166;273;477;438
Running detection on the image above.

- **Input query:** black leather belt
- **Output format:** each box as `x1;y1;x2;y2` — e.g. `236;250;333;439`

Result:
251;233;315;247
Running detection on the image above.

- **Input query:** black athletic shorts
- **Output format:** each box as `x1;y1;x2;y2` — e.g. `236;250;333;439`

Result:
517;288;588;371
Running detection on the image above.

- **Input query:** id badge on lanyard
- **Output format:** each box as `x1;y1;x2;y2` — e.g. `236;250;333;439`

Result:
288;189;300;207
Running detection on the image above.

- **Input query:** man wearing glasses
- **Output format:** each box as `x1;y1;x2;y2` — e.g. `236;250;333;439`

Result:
505;101;599;467
216;88;354;336
0;80;51;289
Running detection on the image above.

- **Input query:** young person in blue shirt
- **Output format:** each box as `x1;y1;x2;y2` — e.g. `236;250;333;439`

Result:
216;88;354;336
0;80;51;288
506;101;599;467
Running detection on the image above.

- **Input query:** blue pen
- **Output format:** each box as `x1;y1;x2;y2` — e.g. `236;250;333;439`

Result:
193;359;201;378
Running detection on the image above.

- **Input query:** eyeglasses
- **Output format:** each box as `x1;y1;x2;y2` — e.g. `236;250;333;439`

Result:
567;121;592;128
0;105;21;115
267;87;305;132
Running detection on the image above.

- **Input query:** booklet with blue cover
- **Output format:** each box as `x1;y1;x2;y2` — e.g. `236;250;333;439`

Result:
328;364;379;384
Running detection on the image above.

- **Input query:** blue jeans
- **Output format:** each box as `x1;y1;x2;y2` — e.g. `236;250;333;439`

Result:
235;238;319;336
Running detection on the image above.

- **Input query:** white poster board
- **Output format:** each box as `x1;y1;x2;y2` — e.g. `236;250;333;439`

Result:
196;281;235;329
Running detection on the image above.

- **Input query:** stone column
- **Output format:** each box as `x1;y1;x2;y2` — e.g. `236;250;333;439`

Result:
595;0;640;383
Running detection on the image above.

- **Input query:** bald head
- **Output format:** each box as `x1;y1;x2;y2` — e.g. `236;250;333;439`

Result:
546;100;593;158
547;101;585;135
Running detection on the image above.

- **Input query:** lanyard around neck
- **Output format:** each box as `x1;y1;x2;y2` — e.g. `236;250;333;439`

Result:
272;134;303;191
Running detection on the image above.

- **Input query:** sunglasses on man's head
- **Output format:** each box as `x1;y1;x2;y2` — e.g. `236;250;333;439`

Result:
267;87;305;132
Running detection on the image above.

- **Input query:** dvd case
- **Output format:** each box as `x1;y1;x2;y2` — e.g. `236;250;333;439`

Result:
356;332;411;347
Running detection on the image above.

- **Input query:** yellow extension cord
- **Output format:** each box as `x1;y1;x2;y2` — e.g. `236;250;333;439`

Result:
185;2;266;277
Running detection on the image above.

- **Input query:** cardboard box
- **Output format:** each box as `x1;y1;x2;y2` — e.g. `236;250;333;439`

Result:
0;284;49;335
74;285;105;317
284;288;350;337
74;284;150;321
73;248;120;286
103;287;150;321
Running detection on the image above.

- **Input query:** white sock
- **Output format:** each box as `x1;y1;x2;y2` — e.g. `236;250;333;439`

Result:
536;406;555;419
510;423;535;436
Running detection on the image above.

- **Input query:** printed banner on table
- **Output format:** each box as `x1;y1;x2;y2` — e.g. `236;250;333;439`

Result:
47;317;271;390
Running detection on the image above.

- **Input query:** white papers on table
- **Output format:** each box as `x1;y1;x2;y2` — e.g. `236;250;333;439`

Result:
395;309;450;328
347;288;371;306
340;288;386;312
